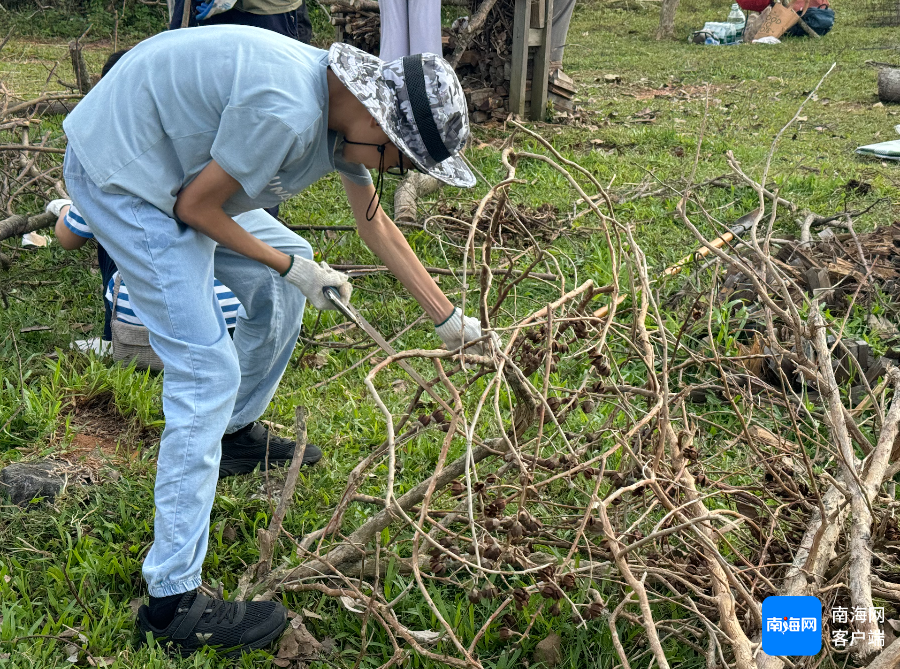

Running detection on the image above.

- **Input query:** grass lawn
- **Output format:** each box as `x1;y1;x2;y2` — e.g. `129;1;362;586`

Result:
1;0;899;667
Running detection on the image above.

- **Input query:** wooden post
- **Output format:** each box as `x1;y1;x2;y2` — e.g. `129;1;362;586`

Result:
529;0;552;121
508;0;530;118
530;0;545;28
68;39;92;96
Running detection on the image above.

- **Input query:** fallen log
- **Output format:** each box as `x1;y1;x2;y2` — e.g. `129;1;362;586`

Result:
0;212;55;244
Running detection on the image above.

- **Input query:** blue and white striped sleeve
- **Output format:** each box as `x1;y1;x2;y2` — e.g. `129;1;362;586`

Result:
63;204;94;239
214;280;241;328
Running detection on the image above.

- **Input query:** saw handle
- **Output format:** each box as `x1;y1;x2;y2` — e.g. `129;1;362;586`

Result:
322;286;357;323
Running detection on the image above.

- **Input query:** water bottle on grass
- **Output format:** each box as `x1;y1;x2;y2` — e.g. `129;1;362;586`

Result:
727;3;746;37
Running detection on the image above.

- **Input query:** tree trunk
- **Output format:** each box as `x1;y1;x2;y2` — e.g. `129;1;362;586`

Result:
656;0;680;40
68;40;92;96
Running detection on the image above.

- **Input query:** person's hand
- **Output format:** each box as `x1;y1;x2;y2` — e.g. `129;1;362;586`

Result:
196;0;236;20
283;255;352;311
435;308;499;355
45;199;72;217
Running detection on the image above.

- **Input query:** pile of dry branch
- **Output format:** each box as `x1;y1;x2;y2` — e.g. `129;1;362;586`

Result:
0;53;82;269
230;105;900;668
0;33;91;269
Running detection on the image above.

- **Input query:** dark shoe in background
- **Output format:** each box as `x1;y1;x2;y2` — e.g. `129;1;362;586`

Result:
219;422;323;478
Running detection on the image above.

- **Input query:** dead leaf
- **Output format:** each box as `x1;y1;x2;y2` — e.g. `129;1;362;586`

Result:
390;378;411;393
302;608;323;620
87;657;116;667
272;659;291;668
277;620;322;660
128;598;142;617
340;596;366;614
58;627;84;640
65;645;79;663
298;352;329;370
408;629;442;644
19;325;51;333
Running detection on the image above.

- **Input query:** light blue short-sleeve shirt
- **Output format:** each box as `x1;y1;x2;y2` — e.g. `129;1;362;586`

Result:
63;26;371;219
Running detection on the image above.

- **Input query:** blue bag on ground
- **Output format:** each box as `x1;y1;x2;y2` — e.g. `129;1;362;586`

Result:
786;7;834;37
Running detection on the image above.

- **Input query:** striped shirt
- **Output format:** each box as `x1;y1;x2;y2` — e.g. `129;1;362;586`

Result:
105;274;241;329
65;204;243;330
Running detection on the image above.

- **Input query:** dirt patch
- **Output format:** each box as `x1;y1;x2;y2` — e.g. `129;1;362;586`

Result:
54;392;157;468
626;83;723;101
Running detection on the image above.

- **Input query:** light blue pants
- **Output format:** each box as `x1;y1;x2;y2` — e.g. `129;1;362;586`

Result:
63;149;312;597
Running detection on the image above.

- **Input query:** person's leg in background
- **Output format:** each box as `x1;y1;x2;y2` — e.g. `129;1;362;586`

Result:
96;243;117;341
296;0;312;43
212;209;311;434
387;0;444;224
378;0;410;63
550;0;576;65
408;0;442;56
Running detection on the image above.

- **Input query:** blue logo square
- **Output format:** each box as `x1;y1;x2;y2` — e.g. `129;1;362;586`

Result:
762;596;822;656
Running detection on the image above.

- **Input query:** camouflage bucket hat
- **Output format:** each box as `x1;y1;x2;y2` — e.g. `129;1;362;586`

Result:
328;43;476;188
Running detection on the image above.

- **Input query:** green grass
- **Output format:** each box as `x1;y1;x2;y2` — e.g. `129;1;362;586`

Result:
2;0;900;667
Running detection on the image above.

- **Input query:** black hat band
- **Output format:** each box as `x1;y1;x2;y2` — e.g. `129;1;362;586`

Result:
402;55;451;164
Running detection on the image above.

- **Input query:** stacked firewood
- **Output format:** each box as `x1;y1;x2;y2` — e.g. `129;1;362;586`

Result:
327;2;381;53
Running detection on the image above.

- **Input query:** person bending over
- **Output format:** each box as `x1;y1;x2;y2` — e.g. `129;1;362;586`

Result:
62;27;485;657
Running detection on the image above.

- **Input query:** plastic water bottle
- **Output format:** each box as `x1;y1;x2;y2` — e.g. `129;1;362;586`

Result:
727;3;746;36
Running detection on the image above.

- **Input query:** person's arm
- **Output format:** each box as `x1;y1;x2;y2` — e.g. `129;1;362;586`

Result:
174;160;292;275
341;175;453;324
51;204;89;250
175;160;351;311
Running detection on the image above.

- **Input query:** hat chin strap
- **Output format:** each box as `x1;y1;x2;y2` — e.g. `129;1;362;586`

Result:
402;55;451;164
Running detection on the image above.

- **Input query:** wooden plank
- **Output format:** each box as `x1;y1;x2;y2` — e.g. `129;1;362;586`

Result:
508;0;530;118
528;0;552;121
530;0;546;28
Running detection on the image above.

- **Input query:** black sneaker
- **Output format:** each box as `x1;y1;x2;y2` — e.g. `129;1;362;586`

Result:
219;422;323;478
136;591;287;657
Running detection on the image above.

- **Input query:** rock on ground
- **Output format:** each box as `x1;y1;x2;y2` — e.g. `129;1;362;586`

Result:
0;461;67;505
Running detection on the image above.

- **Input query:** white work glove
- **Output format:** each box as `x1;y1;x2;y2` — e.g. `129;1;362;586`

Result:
435;308;499;355
282;255;352;311
45;199;72;217
196;0;236;19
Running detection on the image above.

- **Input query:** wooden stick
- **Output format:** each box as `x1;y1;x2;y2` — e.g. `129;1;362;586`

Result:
330;263;557;281
254;406;308;580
